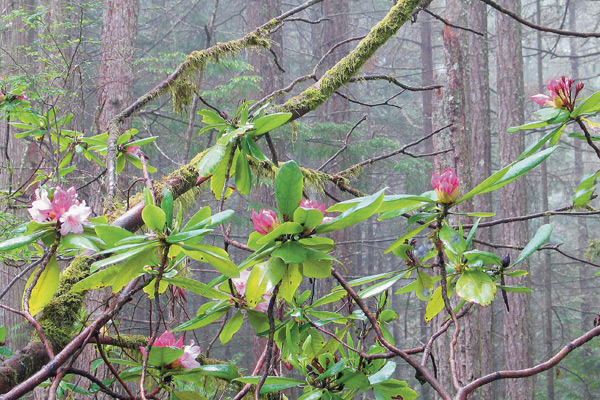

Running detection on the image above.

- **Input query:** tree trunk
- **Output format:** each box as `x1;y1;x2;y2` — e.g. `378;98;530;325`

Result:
496;0;532;399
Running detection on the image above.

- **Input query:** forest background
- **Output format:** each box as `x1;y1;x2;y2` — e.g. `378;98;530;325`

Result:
0;0;599;399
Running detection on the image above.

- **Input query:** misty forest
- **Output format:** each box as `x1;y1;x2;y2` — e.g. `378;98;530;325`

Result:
0;0;599;399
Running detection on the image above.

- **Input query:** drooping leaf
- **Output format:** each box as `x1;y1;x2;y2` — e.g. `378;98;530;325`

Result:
23;254;59;316
232;376;305;394
315;189;385;234
279;263;303;303
455;270;496;306
250;113;292;136
235;150;252;195
219;310;244;343
197;144;226;177
160;189;174;229
0;230;49;253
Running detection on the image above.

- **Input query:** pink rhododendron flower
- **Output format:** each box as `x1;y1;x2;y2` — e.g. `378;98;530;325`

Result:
300;199;326;214
28;186;91;235
530;76;584;111
431;168;460;204
251;209;279;234
232;270;273;312
139;330;201;369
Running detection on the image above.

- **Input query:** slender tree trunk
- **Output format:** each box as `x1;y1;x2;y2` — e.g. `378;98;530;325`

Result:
496;0;532;399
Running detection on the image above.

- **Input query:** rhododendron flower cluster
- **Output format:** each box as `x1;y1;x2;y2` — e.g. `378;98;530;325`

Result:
300;198;333;223
251;209;279;234
232;270;273;312
28;186;92;235
530;76;584;112
431;168;460;204
139;331;201;369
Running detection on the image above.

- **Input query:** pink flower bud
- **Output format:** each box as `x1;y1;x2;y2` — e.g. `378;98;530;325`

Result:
431;168;460;204
251;209;279;234
139;330;201;369
299;199;326;214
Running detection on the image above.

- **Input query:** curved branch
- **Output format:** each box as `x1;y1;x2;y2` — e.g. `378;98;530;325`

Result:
456;325;600;399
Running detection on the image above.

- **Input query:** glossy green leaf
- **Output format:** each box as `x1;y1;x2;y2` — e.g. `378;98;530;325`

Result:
505;270;528;277
172;364;239;382
272;241;307;264
210;145;233;200
180;244;239;278
358;274;404;299
142;205;166;232
374;379;418;400
464;250;501;266
23;254;59;316
182;207;212;231
456;270;496;306
232;376;305;394
298;390;325;400
275;160;303;218
245;259;285;307
311;290;346;307
160;189;173;229
0;230;48;252
235;151;252;195
465;218;480;247
0;326;6;343
496;284;533;293
513;224;552;266
368;361;396;385
126;136;158;147
164;277;230;300
315;189;385;234
302;259;332;278
415;271;433;301
506;120;549;133
571;90;600;117
250;112;292;136
95;226;133;247
246;137;268;161
199;109;226;125
293;207;324;228
424;286;445;323
220;310;244;343
385;223;429;254
166;229;212;244
279;263;302;303
439;225;467;255
256;222;303;245
197;144;226;177
549;122;566;146
172;391;208;400
457;146;557;204
146;346;184;367
110;250;150;293
173;303;231;331
72;264;120;292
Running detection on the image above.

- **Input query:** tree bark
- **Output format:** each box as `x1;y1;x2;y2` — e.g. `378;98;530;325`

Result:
496;0;532;399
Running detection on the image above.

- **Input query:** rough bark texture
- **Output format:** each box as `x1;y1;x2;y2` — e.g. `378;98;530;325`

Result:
496;0;532;399
467;2;494;398
97;0;140;133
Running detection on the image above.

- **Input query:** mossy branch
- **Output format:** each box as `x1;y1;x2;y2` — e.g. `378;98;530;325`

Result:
276;0;421;120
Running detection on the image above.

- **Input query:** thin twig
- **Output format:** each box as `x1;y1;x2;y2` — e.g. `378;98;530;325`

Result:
423;9;484;36
318;115;367;171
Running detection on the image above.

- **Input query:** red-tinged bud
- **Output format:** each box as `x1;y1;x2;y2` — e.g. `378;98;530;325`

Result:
431;168;460;204
532;76;583;111
251;209;280;234
196;175;211;186
283;361;294;371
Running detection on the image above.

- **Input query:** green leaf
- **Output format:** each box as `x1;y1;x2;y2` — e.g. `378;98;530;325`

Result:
232;376;305;394
302;259;332;278
95;226;133;247
513;224;552;266
166;229;212;244
358;274;405;299
439;225;467;255
245;137;269;161
457;146;557;204
172;391;208;400
571;90;600;117
496;284;533;293
110;250;150;293
272;241;307;264
424;286;445;323
293;207;324;228
256;222;303;245
199;109;226;125
163;277;230;300
549;123;566;146
505;270;528;277
368;361;396;385
415;272;433;301
235;151;252;195
146;346;184;367
298;390;325;400
72;264;120;292
311;290;346;307
275;161;303;218
197;144;226;177
180;244;239;278
245;258;285;307
171;364;239;381
315;189;385;234
334;270;403;291
142;205;166;232
161;189;174;229
374;379;418;400
455;270;496;306
464;250;502;266
210;145;233;200
385;223;429;254
0;230;49;252
173;302;231;331
181;207;212;231
0;326;6;343
279;263;303;303
250;113;292;136
506;120;549;133
517;123;565;161
23;254;59;316
220;310;244;343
